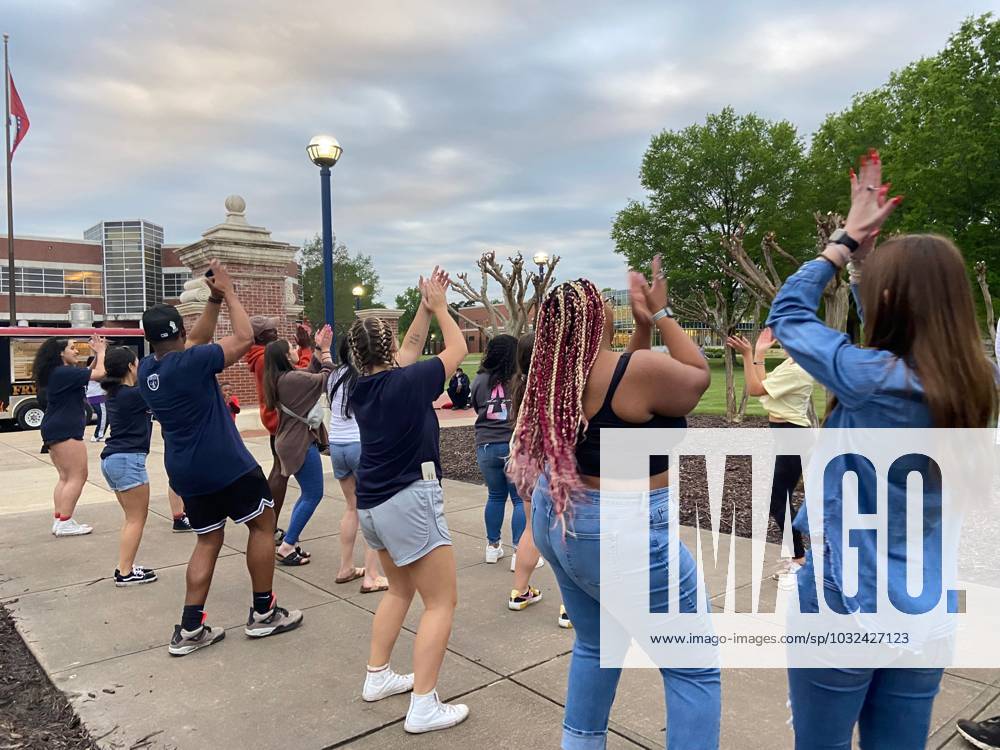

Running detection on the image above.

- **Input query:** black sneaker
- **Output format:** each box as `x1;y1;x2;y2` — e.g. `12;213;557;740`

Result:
245;599;303;638
172;516;193;533
168;622;226;656
114;566;158;587
957;716;1000;749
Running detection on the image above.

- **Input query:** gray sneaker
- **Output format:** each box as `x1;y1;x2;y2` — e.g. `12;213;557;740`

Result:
245;601;303;638
168;623;226;656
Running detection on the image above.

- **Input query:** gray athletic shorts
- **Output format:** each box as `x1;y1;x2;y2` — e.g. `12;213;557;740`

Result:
358;479;452;567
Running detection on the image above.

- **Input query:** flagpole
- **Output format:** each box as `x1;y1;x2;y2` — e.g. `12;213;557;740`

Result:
3;33;15;327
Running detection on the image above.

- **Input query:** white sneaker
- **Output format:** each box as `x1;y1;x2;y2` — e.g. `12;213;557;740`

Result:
51;518;59;535
53;518;93;536
774;561;802;591
510;553;545;572
362;667;415;702
485;543;504;564
404;690;470;734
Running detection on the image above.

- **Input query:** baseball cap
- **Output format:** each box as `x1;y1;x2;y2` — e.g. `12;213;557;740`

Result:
251;315;280;341
142;304;184;342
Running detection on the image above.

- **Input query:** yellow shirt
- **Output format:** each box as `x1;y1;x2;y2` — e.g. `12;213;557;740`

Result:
759;359;814;426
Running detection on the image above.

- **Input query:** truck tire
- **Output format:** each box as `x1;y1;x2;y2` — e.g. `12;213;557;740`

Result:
15;399;45;431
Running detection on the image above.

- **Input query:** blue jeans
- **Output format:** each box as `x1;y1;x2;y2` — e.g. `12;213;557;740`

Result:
532;477;721;750
477;442;525;546
284;444;324;546
788;667;943;749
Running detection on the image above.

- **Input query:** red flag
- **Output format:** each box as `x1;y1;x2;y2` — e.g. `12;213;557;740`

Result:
8;71;29;156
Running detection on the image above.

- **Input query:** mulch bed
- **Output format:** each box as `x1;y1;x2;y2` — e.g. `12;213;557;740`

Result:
440;414;800;546
0;606;100;749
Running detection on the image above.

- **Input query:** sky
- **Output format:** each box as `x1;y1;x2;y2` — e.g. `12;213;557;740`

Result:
5;0;998;304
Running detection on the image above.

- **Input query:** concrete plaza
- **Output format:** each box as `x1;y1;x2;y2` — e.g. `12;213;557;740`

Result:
0;418;996;749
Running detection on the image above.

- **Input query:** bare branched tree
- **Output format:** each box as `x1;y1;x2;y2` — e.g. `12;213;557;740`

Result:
975;261;996;360
450;251;560;337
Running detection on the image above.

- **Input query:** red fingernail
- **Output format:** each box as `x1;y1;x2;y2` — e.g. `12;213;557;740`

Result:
860;155;867;166
893;195;904;204
849;169;856;178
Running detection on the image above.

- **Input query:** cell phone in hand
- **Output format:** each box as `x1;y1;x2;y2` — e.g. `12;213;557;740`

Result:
204;269;214;278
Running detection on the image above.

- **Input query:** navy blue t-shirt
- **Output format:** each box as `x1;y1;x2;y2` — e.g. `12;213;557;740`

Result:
101;386;152;458
40;365;91;443
138;344;257;497
352;357;444;509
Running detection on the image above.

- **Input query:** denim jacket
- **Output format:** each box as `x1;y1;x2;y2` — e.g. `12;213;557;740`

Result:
766;259;945;621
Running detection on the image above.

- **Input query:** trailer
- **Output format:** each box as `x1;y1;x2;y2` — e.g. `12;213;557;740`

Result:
0;327;148;430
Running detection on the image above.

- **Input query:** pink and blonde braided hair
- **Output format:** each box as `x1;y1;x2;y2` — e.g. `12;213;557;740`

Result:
508;279;606;519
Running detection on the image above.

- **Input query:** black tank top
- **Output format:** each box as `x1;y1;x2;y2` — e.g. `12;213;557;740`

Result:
575;353;686;477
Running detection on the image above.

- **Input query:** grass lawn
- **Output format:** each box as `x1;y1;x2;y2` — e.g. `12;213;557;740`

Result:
423;353;825;419
696;358;827;418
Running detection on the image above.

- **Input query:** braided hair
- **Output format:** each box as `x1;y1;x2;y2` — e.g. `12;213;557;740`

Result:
478;334;517;389
508;279;605;519
347;317;397;376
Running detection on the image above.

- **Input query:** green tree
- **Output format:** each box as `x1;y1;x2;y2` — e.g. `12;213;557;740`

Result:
808;13;999;319
395;285;442;346
612;107;811;421
299;234;383;334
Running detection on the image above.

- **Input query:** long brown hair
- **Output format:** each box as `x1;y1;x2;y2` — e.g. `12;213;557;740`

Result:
263;340;294;411
858;234;997;428
509;332;534;423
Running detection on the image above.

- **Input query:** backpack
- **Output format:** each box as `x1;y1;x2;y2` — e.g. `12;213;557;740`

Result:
280;399;325;431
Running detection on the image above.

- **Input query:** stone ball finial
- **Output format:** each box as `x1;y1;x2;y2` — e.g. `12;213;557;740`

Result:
225;195;246;214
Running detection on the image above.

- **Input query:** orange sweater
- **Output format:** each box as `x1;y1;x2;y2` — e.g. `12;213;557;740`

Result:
245;345;279;434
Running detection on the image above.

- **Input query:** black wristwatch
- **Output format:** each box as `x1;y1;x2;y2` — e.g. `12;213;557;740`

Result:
828;228;860;252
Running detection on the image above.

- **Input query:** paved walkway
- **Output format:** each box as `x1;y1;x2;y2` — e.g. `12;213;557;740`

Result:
0;423;995;749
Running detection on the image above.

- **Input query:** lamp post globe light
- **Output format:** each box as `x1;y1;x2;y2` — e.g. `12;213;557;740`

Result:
532;251;549;276
307;134;343;331
352;284;365;312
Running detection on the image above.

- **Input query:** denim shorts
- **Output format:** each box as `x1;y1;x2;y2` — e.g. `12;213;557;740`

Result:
358;479;452;566
329;441;362;480
101;452;149;492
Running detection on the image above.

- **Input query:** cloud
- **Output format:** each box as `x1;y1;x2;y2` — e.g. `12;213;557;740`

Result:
4;0;993;303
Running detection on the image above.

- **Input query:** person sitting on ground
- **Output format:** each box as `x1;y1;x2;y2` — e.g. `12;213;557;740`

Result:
726;326;813;583
265;324;335;566
35;334;107;536
99;346;158;587
351;267;471;734
447;367;470;409
245;316;290;543
139;260;303;657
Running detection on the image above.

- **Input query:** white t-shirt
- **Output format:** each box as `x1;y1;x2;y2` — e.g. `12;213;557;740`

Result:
85;379;105;400
327;366;361;443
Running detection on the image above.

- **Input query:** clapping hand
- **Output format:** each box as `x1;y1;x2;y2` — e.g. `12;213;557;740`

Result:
205;259;233;298
420;266;450;313
754;327;776;358
314;324;333;351
845;150;901;260
725;334;752;357
88;334;107;354
629;254;669;324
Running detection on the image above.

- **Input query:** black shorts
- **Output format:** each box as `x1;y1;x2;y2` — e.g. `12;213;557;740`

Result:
182;466;274;535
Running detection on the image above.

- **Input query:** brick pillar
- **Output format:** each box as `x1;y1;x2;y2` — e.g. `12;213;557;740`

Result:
355;308;403;338
172;196;302;408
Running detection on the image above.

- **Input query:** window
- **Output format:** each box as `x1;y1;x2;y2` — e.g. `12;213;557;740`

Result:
162;271;189;299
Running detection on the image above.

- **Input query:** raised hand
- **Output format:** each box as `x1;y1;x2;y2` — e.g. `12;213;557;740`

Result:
314;324;333;350
725;334;752;357
205;259;233;298
88;333;107;354
754;327;776;357
628;272;653;327
420;266;450;311
422;274;449;314
845;150;901;244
